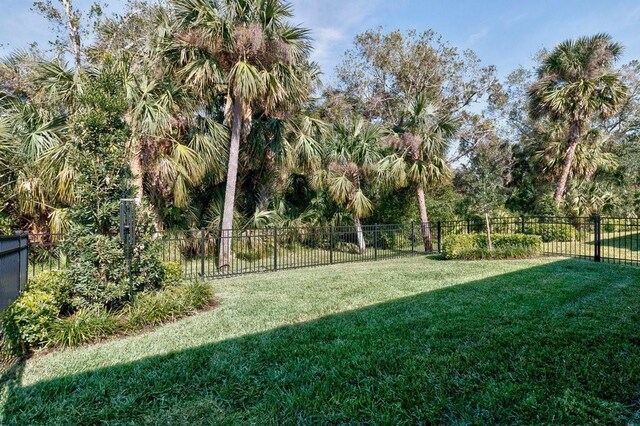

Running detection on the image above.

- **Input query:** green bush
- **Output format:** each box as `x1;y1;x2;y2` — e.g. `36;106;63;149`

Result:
124;281;213;331
442;233;543;260
377;231;399;249
0;290;58;355
526;223;574;242
27;271;73;314
161;262;184;286
65;234;165;309
601;221;636;233
236;248;266;262
49;308;118;348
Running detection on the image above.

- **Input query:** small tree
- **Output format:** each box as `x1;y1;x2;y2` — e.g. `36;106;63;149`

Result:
456;134;510;250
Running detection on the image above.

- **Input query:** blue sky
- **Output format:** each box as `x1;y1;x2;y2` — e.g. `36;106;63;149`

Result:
1;0;639;84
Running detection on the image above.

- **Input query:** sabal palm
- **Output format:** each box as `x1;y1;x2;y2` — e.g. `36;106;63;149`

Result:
381;94;456;251
528;33;627;206
168;0;313;269
123;65;229;214
326;117;384;253
0;63;74;234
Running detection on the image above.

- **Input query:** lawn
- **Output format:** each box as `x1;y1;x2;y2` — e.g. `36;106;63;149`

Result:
2;257;640;424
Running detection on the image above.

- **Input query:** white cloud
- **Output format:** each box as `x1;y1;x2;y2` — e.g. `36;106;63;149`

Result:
289;0;386;81
467;28;488;45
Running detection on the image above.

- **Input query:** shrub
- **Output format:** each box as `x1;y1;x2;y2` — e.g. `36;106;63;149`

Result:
49;308;118;348
377;231;399;249
27;271;73;314
124;281;213;331
601;221;635;233
162;262;184;286
236;248;266;262
65;234;165;309
526;223;574;242
442;233;543;260
1;290;58;355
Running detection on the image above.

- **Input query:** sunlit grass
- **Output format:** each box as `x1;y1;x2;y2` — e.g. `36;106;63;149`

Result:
3;256;640;424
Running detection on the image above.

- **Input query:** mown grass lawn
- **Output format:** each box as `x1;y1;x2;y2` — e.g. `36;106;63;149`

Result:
2;257;640;424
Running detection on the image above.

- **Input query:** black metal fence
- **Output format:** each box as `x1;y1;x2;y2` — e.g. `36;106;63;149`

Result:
160;223;420;279
0;234;28;311
23;215;640;281
439;215;640;265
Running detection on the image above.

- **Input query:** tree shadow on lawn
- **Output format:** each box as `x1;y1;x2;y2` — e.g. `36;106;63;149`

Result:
599;232;640;253
3;259;640;425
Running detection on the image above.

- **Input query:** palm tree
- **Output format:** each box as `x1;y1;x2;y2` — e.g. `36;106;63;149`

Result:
380;95;456;252
528;33;627;206
0;58;75;235
326;117;384;253
167;0;313;270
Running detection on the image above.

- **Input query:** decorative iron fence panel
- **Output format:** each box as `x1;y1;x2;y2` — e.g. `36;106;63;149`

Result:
23;215;640;281
160;223;421;280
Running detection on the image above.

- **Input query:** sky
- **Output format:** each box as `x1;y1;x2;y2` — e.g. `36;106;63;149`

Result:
1;0;639;85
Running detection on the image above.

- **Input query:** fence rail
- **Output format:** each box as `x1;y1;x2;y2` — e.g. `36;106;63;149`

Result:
22;215;640;280
161;223;420;279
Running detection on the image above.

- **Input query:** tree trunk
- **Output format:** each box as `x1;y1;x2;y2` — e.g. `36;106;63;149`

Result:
416;184;433;252
553;123;581;206
484;209;493;251
130;142;144;204
61;0;82;70
218;99;243;270
354;216;366;254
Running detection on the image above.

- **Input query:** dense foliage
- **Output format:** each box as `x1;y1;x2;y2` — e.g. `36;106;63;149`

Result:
1;270;213;354
1;2;640;353
1;1;639;242
442;233;543;260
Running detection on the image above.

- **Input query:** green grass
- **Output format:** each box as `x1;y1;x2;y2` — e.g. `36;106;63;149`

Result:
542;230;640;263
3;257;640;424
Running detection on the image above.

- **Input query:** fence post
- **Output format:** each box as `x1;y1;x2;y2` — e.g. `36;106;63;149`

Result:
273;226;278;271
329;225;334;264
437;221;442;253
521;215;526;234
467;219;471;234
374;224;378;260
200;228;205;280
411;222;415;253
594;215;601;263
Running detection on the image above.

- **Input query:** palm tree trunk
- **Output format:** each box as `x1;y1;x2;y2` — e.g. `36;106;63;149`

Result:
218;99;243;270
554;123;581;206
130;143;144;204
484;209;493;251
354;216;366;254
416;184;433;252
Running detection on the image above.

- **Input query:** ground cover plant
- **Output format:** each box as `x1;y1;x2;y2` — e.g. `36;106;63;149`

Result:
2;257;640;424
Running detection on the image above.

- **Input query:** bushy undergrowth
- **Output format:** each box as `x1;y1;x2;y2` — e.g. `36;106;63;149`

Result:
0;290;58;355
442;233;543;260
1;264;212;355
526;223;575;242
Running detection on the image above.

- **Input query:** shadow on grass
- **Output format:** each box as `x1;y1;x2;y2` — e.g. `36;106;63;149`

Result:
3;259;640;424
599;231;640;253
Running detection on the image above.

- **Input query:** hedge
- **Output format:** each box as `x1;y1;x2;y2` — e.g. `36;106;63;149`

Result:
442;233;543;260
525;223;575;242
